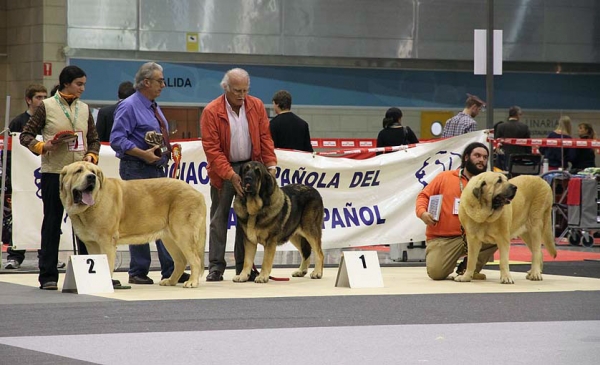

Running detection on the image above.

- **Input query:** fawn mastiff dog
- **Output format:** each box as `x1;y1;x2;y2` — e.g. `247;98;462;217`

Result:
59;161;206;288
233;161;325;283
456;172;556;284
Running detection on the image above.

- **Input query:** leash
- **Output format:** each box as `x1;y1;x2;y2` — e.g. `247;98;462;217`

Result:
252;264;290;281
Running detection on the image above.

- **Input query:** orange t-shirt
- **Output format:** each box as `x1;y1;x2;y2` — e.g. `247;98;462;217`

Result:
415;169;469;240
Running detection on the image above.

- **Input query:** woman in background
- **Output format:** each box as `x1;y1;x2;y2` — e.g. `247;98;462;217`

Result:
540;116;576;170
376;107;419;155
570;123;596;173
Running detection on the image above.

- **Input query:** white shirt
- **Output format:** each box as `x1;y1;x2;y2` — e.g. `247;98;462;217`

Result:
225;98;252;162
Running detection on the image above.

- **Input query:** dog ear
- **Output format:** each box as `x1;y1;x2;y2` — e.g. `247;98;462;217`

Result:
94;165;104;188
260;166;276;206
472;180;486;199
59;167;67;193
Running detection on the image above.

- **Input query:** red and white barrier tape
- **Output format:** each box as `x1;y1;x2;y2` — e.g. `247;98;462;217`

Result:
490;137;600;149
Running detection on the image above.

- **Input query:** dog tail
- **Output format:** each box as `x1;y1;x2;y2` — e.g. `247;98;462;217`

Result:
543;208;557;258
300;237;312;260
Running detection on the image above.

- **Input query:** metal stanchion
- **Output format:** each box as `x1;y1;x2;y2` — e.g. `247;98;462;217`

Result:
1;96;11;268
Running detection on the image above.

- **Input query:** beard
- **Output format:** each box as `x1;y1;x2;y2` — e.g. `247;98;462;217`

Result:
465;158;486;176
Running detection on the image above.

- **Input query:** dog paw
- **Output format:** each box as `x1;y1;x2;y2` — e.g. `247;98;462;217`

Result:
500;276;515;284
454;275;472;282
233;274;249;283
183;280;199;288
254;274;270;283
526;271;543;281
310;270;322;279
292;269;307;277
472;272;487;280
159;278;176;286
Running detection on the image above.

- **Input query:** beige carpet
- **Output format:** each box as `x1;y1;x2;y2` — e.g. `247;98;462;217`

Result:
1;266;599;301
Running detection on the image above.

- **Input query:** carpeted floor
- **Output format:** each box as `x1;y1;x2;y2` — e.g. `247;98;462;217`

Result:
1;247;599;364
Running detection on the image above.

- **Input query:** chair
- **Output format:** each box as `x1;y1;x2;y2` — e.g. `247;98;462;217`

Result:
507;154;542;178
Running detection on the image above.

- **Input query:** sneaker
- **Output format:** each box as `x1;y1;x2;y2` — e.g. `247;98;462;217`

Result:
4;260;20;269
57;261;66;269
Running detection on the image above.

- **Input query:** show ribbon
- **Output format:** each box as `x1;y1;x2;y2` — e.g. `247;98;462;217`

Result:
171;143;182;179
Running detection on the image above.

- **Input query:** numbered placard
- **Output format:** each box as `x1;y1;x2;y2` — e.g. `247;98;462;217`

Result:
62;255;114;294
335;251;384;288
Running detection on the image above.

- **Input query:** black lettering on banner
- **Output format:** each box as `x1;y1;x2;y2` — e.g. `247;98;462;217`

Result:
87;258;96;274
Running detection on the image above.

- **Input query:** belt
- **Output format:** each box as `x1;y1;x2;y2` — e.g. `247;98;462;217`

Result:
231;159;251;166
120;158;165;169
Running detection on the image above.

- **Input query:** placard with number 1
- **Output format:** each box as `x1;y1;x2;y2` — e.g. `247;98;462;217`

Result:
335;251;384;288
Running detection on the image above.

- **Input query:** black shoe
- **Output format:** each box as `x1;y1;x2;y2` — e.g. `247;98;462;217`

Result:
456;257;468;275
248;269;258;281
161;272;191;283
206;271;223;282
112;279;131;290
178;272;190;283
128;275;154;284
40;281;58;290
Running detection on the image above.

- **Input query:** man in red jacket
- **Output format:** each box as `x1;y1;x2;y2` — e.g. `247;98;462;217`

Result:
201;68;277;282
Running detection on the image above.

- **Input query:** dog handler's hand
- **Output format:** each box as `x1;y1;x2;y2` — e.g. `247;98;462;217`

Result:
143;146;161;164
43;140;58;152
231;173;244;196
420;212;437;226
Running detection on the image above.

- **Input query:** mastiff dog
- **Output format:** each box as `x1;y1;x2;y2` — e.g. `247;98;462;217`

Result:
233;161;325;283
456;172;556;284
59;161;206;288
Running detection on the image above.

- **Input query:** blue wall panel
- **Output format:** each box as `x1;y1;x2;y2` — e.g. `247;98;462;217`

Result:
71;58;600;110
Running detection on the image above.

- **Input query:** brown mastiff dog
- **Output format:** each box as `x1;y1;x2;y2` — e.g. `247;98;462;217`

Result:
456;172;556;284
59;161;206;288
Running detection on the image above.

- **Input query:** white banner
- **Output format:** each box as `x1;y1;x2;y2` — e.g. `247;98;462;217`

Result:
11;131;487;251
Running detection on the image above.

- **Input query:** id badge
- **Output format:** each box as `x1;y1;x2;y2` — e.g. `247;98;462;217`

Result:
68;131;85;152
453;197;460;215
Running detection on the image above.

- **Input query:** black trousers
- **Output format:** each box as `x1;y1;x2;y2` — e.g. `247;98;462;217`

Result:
39;173;63;285
208;161;247;275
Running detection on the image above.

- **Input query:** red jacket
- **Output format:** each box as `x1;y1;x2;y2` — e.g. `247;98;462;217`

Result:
200;94;277;189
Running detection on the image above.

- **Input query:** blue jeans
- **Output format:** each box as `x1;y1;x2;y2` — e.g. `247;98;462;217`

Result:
119;159;174;278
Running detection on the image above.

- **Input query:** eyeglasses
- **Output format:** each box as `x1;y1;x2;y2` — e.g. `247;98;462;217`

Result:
148;78;166;85
230;87;249;95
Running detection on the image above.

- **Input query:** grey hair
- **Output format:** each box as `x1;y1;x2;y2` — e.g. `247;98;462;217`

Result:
134;62;163;90
220;68;250;91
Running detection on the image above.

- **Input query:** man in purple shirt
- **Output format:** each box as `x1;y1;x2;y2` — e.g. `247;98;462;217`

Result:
110;61;189;285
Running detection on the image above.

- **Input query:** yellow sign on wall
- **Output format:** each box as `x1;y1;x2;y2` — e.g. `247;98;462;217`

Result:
186;32;199;52
421;111;454;139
